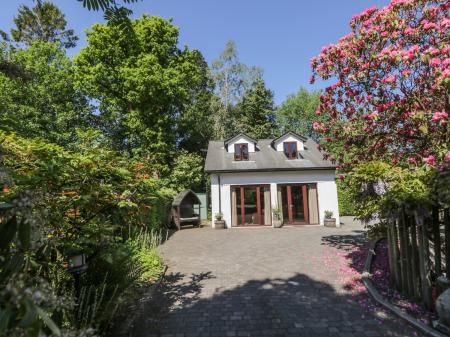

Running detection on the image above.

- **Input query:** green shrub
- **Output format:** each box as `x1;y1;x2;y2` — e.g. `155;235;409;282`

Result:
337;178;357;216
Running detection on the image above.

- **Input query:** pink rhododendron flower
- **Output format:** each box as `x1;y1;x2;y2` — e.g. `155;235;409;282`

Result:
382;74;397;83
432;111;448;122
445;152;450;162
430;58;442;67
401;69;412;77
423;156;436;166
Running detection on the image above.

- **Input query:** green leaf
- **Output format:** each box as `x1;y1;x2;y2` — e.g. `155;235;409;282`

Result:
0;216;17;250
36;307;61;337
0;309;11;332
18;221;31;251
18;298;38;328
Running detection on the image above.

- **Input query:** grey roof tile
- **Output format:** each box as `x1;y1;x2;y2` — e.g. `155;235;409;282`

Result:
204;138;335;173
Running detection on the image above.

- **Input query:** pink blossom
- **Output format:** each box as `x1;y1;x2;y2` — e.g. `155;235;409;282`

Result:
382;74;397;83
423;155;436;166
405;27;415;35
432;111;448;122
309;75;315;84
365;112;378;120
401;69;412;77
444;152;450;162
430;58;442;67
408;157;417;165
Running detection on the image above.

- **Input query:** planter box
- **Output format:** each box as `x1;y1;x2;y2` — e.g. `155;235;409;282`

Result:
214;220;226;229
324;218;336;227
273;220;283;228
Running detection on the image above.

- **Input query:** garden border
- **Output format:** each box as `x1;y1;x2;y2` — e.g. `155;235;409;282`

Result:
114;264;169;337
362;239;445;337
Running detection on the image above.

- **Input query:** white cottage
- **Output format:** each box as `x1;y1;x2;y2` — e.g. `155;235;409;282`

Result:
204;132;340;228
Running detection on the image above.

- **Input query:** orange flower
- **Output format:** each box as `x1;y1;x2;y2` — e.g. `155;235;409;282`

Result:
2;186;11;193
63;191;77;196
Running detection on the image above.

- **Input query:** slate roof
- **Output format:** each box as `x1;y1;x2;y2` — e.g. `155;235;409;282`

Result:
204;138;336;173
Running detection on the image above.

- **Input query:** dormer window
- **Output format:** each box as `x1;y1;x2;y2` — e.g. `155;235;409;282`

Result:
283;142;297;159
234;143;249;161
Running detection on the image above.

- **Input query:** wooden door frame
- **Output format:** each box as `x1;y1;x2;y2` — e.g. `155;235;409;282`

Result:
281;184;309;225
232;185;271;227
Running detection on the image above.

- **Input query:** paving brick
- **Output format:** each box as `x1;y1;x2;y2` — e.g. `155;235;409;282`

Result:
129;224;426;337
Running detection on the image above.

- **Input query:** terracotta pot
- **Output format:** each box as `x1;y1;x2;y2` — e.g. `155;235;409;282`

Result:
324;218;336;227
214;220;225;229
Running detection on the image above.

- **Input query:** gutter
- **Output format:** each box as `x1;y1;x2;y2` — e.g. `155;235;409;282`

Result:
205;167;337;174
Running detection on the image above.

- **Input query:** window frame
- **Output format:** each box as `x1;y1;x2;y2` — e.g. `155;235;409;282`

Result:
283;142;298;160
234;143;249;161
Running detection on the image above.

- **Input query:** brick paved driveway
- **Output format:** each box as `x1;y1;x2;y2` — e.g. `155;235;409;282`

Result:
131;223;423;337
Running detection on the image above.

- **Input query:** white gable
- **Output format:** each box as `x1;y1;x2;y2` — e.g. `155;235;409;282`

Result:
274;134;305;152
227;135;256;153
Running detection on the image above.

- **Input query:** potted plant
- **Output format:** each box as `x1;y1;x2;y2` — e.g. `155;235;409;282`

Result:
324;210;336;227
272;207;283;228
214;212;225;229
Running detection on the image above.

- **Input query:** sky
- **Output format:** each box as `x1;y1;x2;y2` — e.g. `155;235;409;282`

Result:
0;0;391;104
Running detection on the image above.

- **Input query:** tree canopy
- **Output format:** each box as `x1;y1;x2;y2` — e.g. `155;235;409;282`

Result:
75;15;212;175
11;0;78;48
234;78;276;139
311;0;449;170
276;87;322;141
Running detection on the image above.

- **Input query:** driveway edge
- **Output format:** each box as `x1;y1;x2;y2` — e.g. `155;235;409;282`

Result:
363;240;445;337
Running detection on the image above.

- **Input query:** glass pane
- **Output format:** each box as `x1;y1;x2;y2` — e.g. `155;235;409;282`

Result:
283;143;289;157
291;143;297;159
242;144;249;160
235;144;241;160
291;186;305;222
236;187;243;224
244;186;257;224
281;186;289;222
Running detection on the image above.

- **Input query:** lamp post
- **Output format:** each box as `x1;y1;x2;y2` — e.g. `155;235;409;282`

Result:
67;252;88;300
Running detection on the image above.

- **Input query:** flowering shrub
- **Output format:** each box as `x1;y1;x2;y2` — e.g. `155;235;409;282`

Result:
311;0;449;171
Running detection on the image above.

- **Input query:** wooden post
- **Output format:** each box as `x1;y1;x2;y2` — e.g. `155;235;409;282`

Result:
392;219;401;291
401;209;414;298
432;207;442;277
410;217;421;301
416;213;433;310
387;222;395;286
445;208;450;278
398;213;408;295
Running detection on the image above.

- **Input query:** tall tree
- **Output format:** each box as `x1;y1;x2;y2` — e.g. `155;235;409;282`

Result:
11;0;78;48
234;79;276;139
211;40;262;138
276;87;323;141
75;15;212;175
0;41;93;145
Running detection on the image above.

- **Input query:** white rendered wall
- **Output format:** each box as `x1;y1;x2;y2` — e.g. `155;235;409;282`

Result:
210;170;340;228
226;136;256;153
274;135;305;152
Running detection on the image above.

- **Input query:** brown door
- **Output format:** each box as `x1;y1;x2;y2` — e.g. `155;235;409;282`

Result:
282;185;309;224
234;185;270;226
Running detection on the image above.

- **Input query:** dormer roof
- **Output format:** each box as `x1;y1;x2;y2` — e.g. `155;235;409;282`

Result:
272;131;307;147
224;133;257;147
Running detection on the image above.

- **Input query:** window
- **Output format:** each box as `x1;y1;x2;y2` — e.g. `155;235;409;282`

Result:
234;143;249;161
283;142;297;159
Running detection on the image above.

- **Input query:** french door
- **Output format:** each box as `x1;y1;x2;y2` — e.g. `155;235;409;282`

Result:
281;184;309;224
232;185;271;226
